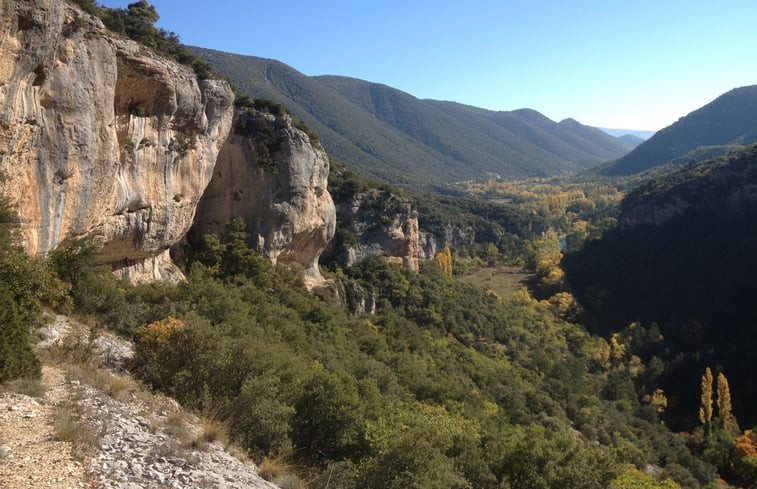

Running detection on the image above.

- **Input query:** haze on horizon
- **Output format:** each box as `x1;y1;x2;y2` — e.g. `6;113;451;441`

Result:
99;0;757;132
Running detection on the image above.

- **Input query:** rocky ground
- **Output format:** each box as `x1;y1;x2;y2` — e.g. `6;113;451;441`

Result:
0;365;86;488
0;315;280;489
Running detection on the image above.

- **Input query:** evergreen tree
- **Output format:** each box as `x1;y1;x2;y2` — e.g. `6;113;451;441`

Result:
0;177;52;381
123;1;160;48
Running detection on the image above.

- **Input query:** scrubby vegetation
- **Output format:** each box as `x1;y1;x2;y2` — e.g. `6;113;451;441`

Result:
5;166;757;486
5;4;757;485
0;176;65;382
66;0;215;79
6;213;726;488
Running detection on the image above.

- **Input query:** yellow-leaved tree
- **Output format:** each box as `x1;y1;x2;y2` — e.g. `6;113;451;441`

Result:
716;371;733;430
435;246;452;278
699;367;714;429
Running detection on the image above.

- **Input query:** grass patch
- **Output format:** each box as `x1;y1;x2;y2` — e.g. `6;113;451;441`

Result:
105;373;135;399
163;410;192;441
258;455;307;488
459;264;533;299
198;415;227;444
53;406;100;453
1;376;45;397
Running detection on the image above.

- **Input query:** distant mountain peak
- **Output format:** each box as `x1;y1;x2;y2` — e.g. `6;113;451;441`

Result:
597;127;656;140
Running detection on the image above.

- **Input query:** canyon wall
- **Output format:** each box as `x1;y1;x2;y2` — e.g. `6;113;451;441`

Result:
189;108;336;279
0;0;234;281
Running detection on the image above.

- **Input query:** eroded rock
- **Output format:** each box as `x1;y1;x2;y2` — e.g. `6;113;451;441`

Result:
0;0;234;282
189;109;336;279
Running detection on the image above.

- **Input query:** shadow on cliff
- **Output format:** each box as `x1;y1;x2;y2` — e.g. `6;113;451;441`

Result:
563;206;757;429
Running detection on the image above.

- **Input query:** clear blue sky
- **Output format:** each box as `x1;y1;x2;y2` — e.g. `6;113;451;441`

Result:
100;0;757;131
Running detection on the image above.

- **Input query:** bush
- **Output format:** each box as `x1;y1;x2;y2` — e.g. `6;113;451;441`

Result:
0;184;57;382
291;367;367;462
0;288;40;382
47;240;126;318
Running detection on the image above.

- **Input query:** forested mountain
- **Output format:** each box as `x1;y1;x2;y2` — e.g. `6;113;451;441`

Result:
617;133;644;148
600;85;757;176
565;146;757;432
191;47;633;184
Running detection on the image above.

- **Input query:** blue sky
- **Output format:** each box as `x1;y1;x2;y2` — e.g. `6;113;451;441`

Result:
100;0;757;131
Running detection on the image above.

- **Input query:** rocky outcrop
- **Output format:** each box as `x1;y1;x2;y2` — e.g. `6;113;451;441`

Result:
620;148;757;228
189;109;335;279
0;0;234;281
418;224;476;260
324;190;419;271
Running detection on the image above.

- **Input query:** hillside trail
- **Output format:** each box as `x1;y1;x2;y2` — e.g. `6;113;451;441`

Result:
0;314;279;489
0;364;87;488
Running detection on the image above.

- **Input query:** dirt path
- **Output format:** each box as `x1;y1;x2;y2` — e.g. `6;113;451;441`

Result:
0;365;87;488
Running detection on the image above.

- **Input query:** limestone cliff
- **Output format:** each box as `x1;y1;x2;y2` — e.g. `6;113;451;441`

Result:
189;108;336;279
324;190;419;272
0;0;234;281
418;224;475;260
620;147;757;228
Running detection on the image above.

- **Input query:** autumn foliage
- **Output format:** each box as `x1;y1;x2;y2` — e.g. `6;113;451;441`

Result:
434;246;452;278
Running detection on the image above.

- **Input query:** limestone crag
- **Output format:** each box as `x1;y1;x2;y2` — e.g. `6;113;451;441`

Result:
620;150;757;228
190;109;336;278
0;0;234;281
418;224;476;260
325;190;419;271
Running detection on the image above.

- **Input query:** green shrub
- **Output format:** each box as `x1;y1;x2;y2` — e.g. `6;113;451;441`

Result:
0;288;40;382
0;183;58;382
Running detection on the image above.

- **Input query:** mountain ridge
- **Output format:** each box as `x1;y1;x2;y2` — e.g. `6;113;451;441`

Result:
191;47;633;184
600;85;757;176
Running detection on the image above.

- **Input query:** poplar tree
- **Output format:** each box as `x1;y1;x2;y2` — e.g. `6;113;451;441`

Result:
698;367;713;428
716;372;732;430
435;246;452;278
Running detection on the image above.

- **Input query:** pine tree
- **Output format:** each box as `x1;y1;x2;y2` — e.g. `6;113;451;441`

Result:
716;371;732;430
698;367;713;428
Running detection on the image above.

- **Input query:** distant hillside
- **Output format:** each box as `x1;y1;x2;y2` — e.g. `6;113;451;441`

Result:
598;128;655;140
191;47;633;185
600;85;757;176
617;133;644;148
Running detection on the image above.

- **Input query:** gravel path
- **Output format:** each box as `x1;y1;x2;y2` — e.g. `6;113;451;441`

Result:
0;365;87;488
0;315;280;489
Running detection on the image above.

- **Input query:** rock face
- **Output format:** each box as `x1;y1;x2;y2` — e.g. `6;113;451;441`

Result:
325;190;419;271
620;149;757;228
189;109;336;278
418;224;476;260
0;0;234;281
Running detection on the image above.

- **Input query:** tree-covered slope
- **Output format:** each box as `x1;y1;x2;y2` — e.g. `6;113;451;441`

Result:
617;133;644;148
600;85;757;176
191;47;632;184
564;146;757;430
